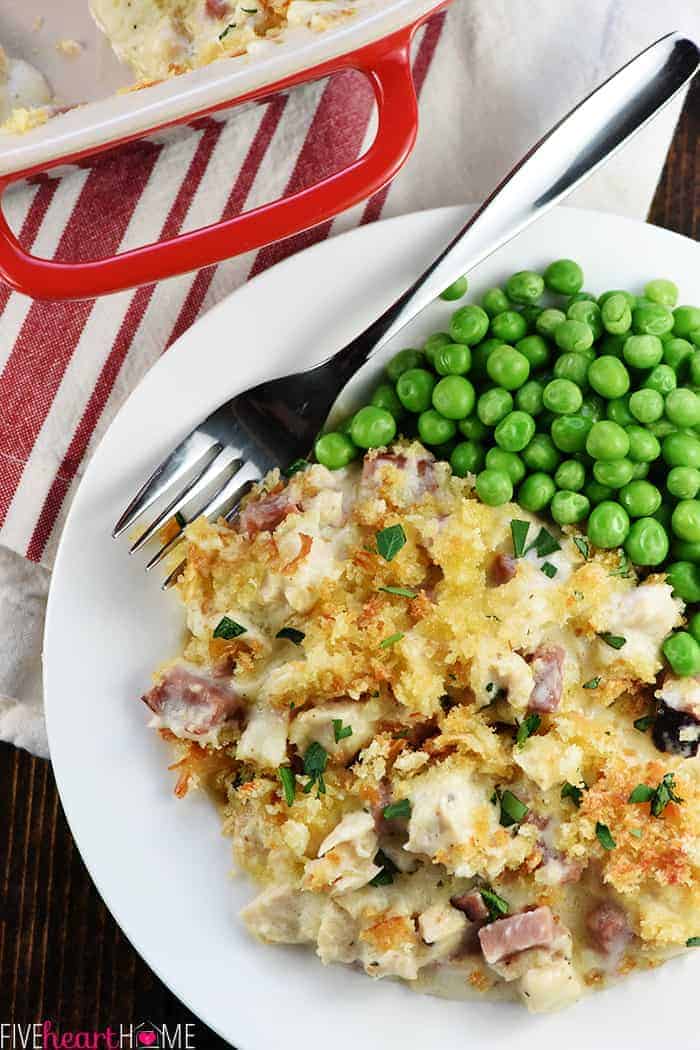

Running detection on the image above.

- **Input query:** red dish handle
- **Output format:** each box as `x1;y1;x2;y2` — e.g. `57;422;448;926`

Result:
0;24;421;301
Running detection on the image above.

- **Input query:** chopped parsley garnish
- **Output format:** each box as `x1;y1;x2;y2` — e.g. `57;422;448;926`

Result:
627;772;683;817
561;781;586;807
634;714;655;733
278;766;295;806
687;937;700;947
175;510;186;528
595;822;616;851
213;616;246;640
499;789;529;827
276;626;305;644
583;676;601;689
480;887;510;922
510;519;530;558
541;561;557;578
333;719;353;743
516;713;541;748
609;551;631;577
241;5;258;11
376;524;407;562
527;526;561;559
598;632;626;650
383;798;411;821
284;458;309;476
379;585;418;598
629;828;643;839
302;742;327;796
628;784;655;804
573;536;590;560
380;632;404;649
219;21;237;39
369;850;398;886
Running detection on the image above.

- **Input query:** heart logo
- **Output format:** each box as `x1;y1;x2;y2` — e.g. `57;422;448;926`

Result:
138;1034;157;1047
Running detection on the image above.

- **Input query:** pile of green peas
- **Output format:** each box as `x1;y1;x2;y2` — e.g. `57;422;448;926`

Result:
313;261;700;676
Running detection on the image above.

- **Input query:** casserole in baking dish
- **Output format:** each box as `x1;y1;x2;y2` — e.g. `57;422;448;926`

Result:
0;0;447;299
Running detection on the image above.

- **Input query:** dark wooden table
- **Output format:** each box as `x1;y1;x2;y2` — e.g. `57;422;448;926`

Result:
1;74;698;1050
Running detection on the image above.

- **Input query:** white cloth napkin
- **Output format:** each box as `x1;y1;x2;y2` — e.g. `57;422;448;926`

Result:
2;0;699;758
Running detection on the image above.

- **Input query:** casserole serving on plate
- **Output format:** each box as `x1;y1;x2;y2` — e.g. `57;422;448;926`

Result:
0;0;446;299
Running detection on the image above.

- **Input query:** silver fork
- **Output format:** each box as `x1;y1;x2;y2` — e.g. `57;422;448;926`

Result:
114;32;699;586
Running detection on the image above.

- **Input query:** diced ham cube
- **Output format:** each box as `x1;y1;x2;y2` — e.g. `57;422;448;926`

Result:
527;647;564;713
489;552;517;586
586;902;631;956
478;907;556;965
450;890;489;922
206;0;230;16
239;489;298;537
142;664;242;737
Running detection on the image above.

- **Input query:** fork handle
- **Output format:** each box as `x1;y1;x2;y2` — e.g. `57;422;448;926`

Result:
331;31;699;381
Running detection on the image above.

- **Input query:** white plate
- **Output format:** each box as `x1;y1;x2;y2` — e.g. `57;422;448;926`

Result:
45;205;700;1050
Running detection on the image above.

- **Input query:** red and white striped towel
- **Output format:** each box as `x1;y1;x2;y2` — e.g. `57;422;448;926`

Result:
1;0;697;756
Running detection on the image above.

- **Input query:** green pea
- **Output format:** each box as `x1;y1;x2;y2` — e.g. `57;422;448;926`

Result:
396;368;436;413
515;380;545;416
418;409;457;446
667;561;700;602
386;348;423;382
554;459;586;491
475;468;513;506
370;382;405;420
687;328;700;348
520;305;543;330
587;501;630;548
689;351;700;387
481;287;511;317
588;356;630;399
654;504;674;531
494;410;536;453
606;396;635;427
432;375;475;420
551;490;590;525
666;388;700;428
349;406;397;449
451;440;485;476
593;458;635;489
536;308;567;339
631;462;650;480
518;472;556;512
486;345;530;390
440;275;468;301
434;343;472;376
568;299;603;339
579;394;605;421
569;291;597;306
543;258;583;296
470;338;502;380
584;480;614;505
601;292;632;335
673;306;700;338
477;387;513;426
551;414;593;453
668;467;700;500
688;611;700;643
623;334;663;369
458;415;488;441
663;630;700;676
490;310;528;344
543;378;583;415
485;447;525;484
625;425;661;463
663;337;694;374
423;332;452;368
555;319;594;354
662;432;700;468
644;279;678;307
450;304;490;346
672;500;700;542
586;420;629;461
619;480;662;518
599;290;636;310
314;431;358;469
599;333;627;359
516;334;551;370
554;352;589;388
643;363;677;396
633;303;674;337
521;432;561;473
649;419;680;440
628;388;664;424
624;517;669;566
505;270;544;305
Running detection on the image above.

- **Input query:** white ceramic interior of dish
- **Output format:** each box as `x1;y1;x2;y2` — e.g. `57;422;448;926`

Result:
0;0;440;176
44;205;700;1050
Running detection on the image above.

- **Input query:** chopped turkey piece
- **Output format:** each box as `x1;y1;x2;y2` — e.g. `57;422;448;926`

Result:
519;959;583;1013
302;811;380;895
288;698;383;761
527;646;564;713
241;884;323;944
479;907;556;965
418;903;468;945
142;663;241;741
236;703;288;767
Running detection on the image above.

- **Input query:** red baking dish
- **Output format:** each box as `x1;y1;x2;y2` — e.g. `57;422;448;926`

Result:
0;0;448;300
